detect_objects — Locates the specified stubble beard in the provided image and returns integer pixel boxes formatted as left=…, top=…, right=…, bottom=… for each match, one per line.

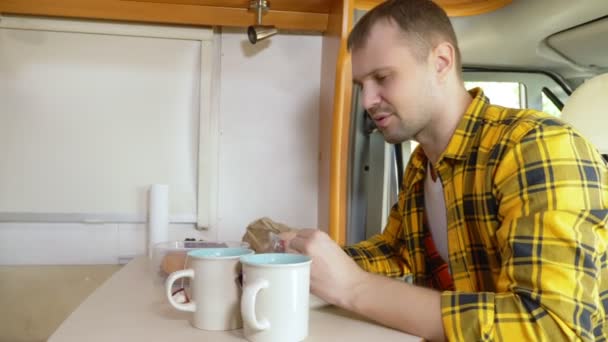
left=379, top=115, right=415, bottom=144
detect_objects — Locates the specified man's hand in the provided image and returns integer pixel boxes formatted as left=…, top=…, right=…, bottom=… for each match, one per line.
left=288, top=228, right=367, bottom=306
left=287, top=228, right=445, bottom=341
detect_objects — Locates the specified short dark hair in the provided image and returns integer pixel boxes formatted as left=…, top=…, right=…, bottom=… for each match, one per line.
left=347, top=0, right=461, bottom=70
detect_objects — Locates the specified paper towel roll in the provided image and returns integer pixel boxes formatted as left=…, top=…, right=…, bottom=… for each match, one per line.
left=148, top=184, right=169, bottom=258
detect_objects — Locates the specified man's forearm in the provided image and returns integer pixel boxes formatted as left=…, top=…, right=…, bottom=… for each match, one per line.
left=340, top=272, right=446, bottom=342
left=342, top=236, right=410, bottom=277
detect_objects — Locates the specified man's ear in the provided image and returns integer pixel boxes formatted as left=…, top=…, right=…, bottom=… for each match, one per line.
left=432, top=42, right=455, bottom=82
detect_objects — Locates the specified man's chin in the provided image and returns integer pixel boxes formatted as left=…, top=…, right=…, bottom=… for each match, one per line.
left=381, top=131, right=409, bottom=144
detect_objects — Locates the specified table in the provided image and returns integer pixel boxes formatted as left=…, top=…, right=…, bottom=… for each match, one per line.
left=49, top=256, right=422, bottom=341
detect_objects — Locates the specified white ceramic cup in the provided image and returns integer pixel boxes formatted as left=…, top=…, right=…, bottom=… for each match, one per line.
left=165, top=247, right=254, bottom=331
left=240, top=253, right=312, bottom=342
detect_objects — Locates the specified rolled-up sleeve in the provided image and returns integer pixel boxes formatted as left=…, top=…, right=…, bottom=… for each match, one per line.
left=344, top=192, right=412, bottom=278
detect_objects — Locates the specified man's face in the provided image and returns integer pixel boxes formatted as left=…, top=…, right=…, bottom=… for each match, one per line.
left=352, top=21, right=438, bottom=144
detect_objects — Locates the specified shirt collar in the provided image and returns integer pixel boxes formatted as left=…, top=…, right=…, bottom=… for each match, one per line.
left=405, top=88, right=489, bottom=188
left=439, top=88, right=489, bottom=161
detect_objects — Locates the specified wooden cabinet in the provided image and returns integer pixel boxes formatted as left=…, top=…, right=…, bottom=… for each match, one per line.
left=0, top=0, right=329, bottom=31
left=0, top=0, right=512, bottom=32
left=356, top=0, right=513, bottom=16
left=131, top=0, right=332, bottom=13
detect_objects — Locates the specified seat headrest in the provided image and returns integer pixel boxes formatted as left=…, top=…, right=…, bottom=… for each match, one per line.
left=561, top=73, right=608, bottom=154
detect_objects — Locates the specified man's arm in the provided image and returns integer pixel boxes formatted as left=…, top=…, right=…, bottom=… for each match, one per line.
left=342, top=192, right=412, bottom=277
left=290, top=228, right=446, bottom=341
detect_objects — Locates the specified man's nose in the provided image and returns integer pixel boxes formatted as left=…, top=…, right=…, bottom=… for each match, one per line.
left=360, top=86, right=381, bottom=112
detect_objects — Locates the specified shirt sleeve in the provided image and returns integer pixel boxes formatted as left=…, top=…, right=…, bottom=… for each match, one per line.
left=441, top=123, right=608, bottom=341
left=343, top=191, right=412, bottom=278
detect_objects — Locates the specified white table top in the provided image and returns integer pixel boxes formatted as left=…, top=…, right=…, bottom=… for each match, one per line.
left=49, top=256, right=422, bottom=342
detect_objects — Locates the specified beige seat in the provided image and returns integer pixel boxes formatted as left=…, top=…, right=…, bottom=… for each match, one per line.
left=561, top=73, right=608, bottom=158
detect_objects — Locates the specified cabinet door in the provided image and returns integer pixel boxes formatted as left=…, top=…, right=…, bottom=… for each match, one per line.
left=0, top=0, right=329, bottom=31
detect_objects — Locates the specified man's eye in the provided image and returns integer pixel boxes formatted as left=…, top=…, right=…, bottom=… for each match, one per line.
left=375, top=74, right=389, bottom=83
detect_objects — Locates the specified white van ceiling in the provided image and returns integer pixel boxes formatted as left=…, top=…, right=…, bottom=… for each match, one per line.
left=451, top=0, right=608, bottom=88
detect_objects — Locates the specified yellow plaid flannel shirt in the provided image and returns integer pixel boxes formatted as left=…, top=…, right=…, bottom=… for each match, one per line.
left=344, top=89, right=608, bottom=341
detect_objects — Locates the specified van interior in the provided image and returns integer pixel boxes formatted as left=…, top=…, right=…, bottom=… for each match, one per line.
left=0, top=0, right=606, bottom=340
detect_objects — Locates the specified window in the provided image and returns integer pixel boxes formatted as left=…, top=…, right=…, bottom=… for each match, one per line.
left=542, top=92, right=562, bottom=117
left=463, top=71, right=570, bottom=114
left=464, top=81, right=524, bottom=108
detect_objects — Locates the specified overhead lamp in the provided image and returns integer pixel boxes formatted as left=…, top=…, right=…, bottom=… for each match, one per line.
left=248, top=0, right=277, bottom=44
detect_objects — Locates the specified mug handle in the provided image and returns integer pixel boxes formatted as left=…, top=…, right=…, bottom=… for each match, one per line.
left=241, top=278, right=271, bottom=331
left=165, top=269, right=196, bottom=312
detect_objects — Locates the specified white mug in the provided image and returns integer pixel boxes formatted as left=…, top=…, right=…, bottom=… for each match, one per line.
left=165, top=247, right=254, bottom=331
left=240, top=253, right=312, bottom=342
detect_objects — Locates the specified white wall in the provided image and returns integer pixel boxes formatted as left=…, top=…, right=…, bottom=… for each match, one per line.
left=216, top=29, right=321, bottom=241
left=0, top=21, right=323, bottom=265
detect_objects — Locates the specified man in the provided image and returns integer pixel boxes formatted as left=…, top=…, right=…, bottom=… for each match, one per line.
left=288, top=0, right=608, bottom=341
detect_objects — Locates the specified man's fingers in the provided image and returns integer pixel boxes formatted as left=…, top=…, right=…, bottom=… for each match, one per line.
left=288, top=235, right=304, bottom=253
left=288, top=235, right=309, bottom=254
left=288, top=228, right=329, bottom=255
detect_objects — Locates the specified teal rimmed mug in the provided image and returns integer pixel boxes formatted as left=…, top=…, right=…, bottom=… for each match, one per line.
left=165, top=247, right=254, bottom=331
left=240, top=253, right=312, bottom=342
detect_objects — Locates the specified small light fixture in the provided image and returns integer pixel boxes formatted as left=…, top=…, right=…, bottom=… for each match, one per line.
left=248, top=0, right=277, bottom=44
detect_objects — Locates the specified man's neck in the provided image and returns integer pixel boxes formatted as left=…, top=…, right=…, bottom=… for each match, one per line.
left=417, top=84, right=473, bottom=164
